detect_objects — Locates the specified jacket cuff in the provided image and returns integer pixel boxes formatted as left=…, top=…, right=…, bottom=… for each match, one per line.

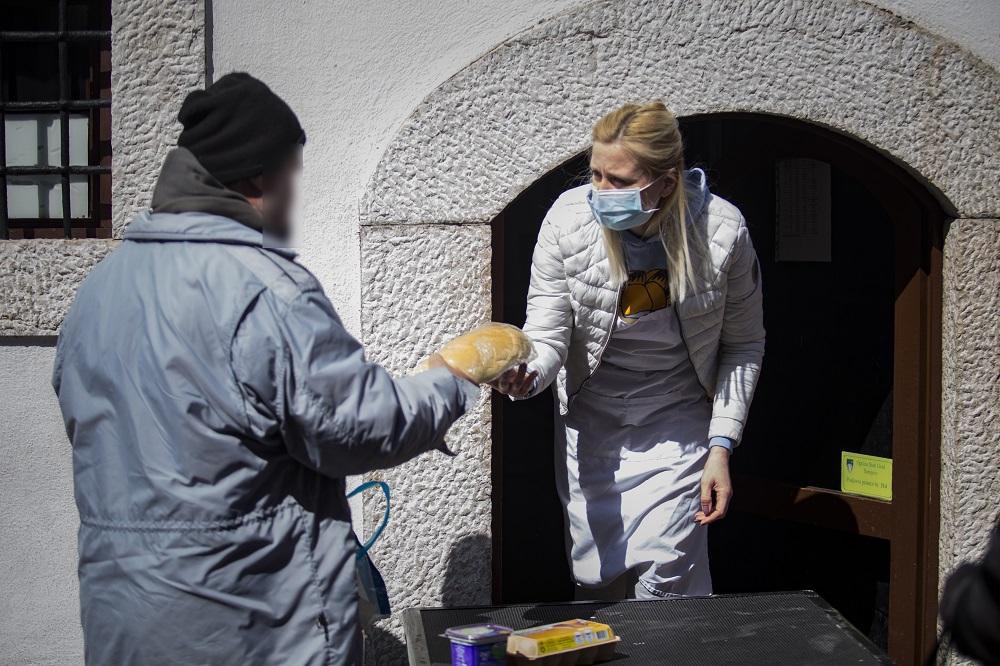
left=457, top=377, right=482, bottom=410
left=709, top=416, right=744, bottom=444
left=709, top=436, right=734, bottom=452
left=444, top=378, right=482, bottom=455
left=414, top=366, right=475, bottom=404
left=415, top=367, right=480, bottom=456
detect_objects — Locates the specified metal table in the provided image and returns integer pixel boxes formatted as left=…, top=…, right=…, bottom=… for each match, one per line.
left=404, top=591, right=891, bottom=665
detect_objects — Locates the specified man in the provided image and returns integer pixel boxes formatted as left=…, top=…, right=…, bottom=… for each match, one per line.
left=52, top=73, right=477, bottom=665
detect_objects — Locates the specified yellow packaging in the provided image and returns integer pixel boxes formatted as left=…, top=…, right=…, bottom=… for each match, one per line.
left=507, top=619, right=617, bottom=659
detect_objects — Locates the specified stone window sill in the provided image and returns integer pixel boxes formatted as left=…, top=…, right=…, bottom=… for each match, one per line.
left=0, top=239, right=119, bottom=336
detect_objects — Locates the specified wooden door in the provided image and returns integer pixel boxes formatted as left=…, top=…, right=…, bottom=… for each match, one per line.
left=681, top=114, right=944, bottom=665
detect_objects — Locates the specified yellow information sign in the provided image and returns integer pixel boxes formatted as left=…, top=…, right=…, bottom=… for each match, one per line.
left=841, top=452, right=892, bottom=501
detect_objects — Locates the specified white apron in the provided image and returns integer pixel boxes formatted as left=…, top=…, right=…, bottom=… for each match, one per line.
left=555, top=261, right=713, bottom=599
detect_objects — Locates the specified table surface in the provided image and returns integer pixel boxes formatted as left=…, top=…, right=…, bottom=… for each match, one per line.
left=403, top=591, right=891, bottom=665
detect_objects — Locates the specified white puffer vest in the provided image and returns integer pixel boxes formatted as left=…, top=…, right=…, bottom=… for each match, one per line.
left=521, top=171, right=765, bottom=443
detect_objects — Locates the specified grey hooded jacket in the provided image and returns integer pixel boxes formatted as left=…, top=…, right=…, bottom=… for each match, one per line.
left=52, top=148, right=474, bottom=665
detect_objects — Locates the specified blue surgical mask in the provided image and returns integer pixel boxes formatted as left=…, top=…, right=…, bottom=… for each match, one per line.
left=587, top=175, right=664, bottom=231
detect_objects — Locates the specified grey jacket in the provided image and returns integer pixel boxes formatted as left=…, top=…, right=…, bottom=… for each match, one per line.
left=52, top=154, right=473, bottom=665
left=522, top=169, right=765, bottom=442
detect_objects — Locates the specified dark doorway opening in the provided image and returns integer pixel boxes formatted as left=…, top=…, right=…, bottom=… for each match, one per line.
left=490, top=113, right=944, bottom=665
left=491, top=157, right=587, bottom=605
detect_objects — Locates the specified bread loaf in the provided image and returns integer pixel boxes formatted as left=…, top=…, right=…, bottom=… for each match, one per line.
left=434, top=323, right=534, bottom=384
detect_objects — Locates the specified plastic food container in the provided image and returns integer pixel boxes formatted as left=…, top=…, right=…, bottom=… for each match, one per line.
left=506, top=619, right=620, bottom=665
left=444, top=623, right=513, bottom=666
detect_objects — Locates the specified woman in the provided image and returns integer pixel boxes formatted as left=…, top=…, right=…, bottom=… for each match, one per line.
left=494, top=102, right=765, bottom=599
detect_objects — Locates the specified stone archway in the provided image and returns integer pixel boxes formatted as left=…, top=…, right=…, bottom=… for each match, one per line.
left=358, top=0, right=999, bottom=658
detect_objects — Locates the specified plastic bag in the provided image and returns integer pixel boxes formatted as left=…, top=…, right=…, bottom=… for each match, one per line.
left=423, top=322, right=535, bottom=384
left=349, top=481, right=391, bottom=623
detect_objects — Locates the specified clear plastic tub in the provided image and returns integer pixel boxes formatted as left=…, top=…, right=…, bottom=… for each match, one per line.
left=443, top=623, right=512, bottom=666
left=506, top=619, right=620, bottom=665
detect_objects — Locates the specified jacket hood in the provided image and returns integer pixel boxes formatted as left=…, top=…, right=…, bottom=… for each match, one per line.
left=621, top=168, right=711, bottom=248
left=150, top=147, right=264, bottom=231
left=126, top=148, right=295, bottom=257
left=683, top=167, right=710, bottom=223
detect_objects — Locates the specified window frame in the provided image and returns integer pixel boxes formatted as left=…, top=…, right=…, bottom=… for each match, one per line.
left=0, top=0, right=112, bottom=240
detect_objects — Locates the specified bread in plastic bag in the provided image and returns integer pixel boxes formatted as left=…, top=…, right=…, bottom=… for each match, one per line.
left=425, top=322, right=535, bottom=384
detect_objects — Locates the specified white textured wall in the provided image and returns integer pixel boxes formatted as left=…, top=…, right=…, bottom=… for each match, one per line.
left=210, top=0, right=587, bottom=335
left=209, top=0, right=999, bottom=339
left=873, top=0, right=999, bottom=69
left=0, top=346, right=82, bottom=665
left=360, top=225, right=494, bottom=663
left=940, top=219, right=1000, bottom=585
left=111, top=0, right=206, bottom=236
left=0, top=0, right=997, bottom=665
left=0, top=1, right=206, bottom=664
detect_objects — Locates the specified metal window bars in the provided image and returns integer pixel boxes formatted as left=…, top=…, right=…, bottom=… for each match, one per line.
left=0, top=0, right=111, bottom=240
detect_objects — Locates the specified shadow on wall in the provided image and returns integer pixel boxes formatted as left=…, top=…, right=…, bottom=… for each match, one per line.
left=363, top=621, right=406, bottom=666
left=364, top=534, right=492, bottom=665
left=442, top=534, right=491, bottom=607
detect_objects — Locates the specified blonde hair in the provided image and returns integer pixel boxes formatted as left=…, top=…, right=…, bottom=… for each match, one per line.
left=592, top=101, right=704, bottom=302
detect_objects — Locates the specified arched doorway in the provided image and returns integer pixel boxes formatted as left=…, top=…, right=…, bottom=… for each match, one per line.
left=491, top=113, right=945, bottom=663
left=358, top=2, right=998, bottom=662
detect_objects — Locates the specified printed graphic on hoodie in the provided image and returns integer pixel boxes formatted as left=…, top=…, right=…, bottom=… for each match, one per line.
left=620, top=269, right=670, bottom=318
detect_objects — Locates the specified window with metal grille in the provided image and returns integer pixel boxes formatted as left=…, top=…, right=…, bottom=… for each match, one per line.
left=1, top=0, right=111, bottom=240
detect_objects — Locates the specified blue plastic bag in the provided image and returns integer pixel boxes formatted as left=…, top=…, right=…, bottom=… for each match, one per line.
left=349, top=481, right=392, bottom=622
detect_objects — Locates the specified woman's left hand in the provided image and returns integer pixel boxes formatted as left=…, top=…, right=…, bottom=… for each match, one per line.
left=695, top=447, right=733, bottom=525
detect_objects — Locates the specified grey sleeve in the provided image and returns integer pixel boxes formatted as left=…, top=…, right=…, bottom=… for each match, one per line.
left=231, top=288, right=476, bottom=477
left=521, top=216, right=574, bottom=398
left=709, top=220, right=766, bottom=443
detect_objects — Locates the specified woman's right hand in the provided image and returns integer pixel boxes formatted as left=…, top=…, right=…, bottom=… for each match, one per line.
left=490, top=363, right=538, bottom=398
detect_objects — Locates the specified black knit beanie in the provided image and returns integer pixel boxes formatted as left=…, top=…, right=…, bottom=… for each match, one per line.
left=177, top=72, right=306, bottom=184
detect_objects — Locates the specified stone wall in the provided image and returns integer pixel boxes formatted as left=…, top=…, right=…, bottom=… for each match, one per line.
left=110, top=0, right=206, bottom=237
left=360, top=224, right=494, bottom=663
left=0, top=0, right=205, bottom=337
left=0, top=240, right=116, bottom=335
left=362, top=0, right=999, bottom=225
left=940, top=218, right=1000, bottom=582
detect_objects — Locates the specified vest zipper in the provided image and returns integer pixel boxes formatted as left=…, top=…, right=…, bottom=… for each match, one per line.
left=568, top=282, right=622, bottom=406
left=570, top=241, right=626, bottom=405
left=675, top=303, right=712, bottom=399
